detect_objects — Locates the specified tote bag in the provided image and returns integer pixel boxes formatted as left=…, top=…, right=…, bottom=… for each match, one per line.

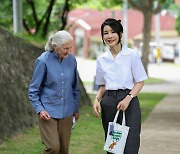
left=104, top=110, right=129, bottom=154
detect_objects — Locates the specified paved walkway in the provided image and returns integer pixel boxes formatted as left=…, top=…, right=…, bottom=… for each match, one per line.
left=77, top=58, right=180, bottom=154
left=139, top=63, right=180, bottom=154
left=139, top=93, right=180, bottom=154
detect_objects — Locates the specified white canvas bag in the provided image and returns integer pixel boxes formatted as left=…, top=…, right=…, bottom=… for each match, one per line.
left=104, top=110, right=130, bottom=154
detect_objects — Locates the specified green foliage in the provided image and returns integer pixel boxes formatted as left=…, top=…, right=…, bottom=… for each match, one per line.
left=161, top=0, right=174, bottom=9
left=0, top=0, right=12, bottom=29
left=167, top=3, right=180, bottom=36
left=14, top=32, right=46, bottom=47
left=22, top=0, right=64, bottom=36
left=173, top=4, right=180, bottom=36
left=128, top=0, right=174, bottom=10
left=0, top=0, right=90, bottom=37
left=0, top=0, right=176, bottom=35
left=22, top=0, right=49, bottom=28
left=69, top=0, right=90, bottom=10
left=175, top=12, right=180, bottom=36
left=73, top=0, right=123, bottom=10
left=0, top=0, right=122, bottom=37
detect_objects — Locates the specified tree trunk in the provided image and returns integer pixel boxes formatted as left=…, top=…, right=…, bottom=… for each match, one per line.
left=78, top=74, right=91, bottom=107
left=141, top=12, right=152, bottom=75
left=59, top=0, right=69, bottom=30
left=42, top=0, right=56, bottom=38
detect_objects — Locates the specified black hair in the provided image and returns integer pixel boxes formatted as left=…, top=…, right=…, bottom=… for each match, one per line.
left=101, top=18, right=123, bottom=45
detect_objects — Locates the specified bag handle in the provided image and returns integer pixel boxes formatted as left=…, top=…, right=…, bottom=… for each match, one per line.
left=113, top=110, right=126, bottom=126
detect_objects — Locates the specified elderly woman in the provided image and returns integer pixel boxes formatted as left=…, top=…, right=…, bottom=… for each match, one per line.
left=29, top=30, right=80, bottom=154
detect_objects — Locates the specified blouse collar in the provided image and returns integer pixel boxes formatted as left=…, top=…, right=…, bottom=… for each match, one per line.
left=102, top=46, right=131, bottom=60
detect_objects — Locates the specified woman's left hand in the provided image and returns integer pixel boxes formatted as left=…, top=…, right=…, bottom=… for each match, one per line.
left=117, top=96, right=132, bottom=111
left=73, top=113, right=79, bottom=121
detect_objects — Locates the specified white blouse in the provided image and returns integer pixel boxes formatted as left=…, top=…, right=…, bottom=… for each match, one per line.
left=96, top=46, right=148, bottom=90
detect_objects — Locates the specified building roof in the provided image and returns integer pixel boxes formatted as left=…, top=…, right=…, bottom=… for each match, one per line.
left=67, top=8, right=176, bottom=40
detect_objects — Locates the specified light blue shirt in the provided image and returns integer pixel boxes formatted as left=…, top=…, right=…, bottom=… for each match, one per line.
left=28, top=51, right=80, bottom=119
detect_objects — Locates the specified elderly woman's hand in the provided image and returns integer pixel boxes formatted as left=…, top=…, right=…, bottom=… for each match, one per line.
left=39, top=110, right=51, bottom=120
left=73, top=113, right=79, bottom=121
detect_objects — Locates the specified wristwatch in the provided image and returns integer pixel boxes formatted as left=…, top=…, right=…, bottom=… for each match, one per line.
left=127, top=93, right=134, bottom=98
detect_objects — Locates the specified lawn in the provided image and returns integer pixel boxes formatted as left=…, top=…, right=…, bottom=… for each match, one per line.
left=0, top=92, right=166, bottom=154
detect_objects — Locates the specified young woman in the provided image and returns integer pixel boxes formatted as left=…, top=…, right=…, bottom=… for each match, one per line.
left=93, top=18, right=148, bottom=154
left=29, top=30, right=80, bottom=154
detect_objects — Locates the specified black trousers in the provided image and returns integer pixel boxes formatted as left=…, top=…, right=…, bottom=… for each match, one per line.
left=101, top=89, right=141, bottom=154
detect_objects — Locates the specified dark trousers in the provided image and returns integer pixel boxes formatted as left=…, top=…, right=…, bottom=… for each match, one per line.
left=38, top=115, right=73, bottom=154
left=101, top=89, right=141, bottom=154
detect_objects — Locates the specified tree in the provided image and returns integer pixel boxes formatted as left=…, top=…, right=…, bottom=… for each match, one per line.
left=0, top=0, right=12, bottom=28
left=176, top=12, right=180, bottom=35
left=0, top=0, right=90, bottom=38
left=128, top=0, right=161, bottom=74
left=23, top=0, right=92, bottom=38
left=173, top=4, right=180, bottom=35
left=128, top=0, right=174, bottom=74
left=23, top=0, right=61, bottom=38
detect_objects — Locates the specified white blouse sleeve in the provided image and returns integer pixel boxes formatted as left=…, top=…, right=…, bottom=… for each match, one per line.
left=131, top=52, right=148, bottom=82
left=96, top=58, right=106, bottom=85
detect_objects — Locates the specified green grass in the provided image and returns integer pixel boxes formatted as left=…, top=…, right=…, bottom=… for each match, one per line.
left=138, top=92, right=166, bottom=122
left=0, top=126, right=43, bottom=154
left=144, top=77, right=165, bottom=84
left=83, top=77, right=165, bottom=86
left=0, top=92, right=166, bottom=154
left=14, top=33, right=46, bottom=48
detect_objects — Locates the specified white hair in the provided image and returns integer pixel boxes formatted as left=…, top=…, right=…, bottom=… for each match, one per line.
left=45, top=30, right=73, bottom=51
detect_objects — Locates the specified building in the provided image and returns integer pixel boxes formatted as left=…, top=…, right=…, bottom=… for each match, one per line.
left=67, top=8, right=179, bottom=60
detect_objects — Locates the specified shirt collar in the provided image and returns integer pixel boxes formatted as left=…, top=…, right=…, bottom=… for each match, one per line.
left=52, top=50, right=59, bottom=59
left=52, top=50, right=71, bottom=62
left=102, top=46, right=131, bottom=59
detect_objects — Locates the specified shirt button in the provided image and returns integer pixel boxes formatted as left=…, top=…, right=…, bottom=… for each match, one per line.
left=62, top=90, right=64, bottom=92
left=62, top=81, right=64, bottom=84
left=61, top=73, right=63, bottom=75
left=61, top=98, right=64, bottom=100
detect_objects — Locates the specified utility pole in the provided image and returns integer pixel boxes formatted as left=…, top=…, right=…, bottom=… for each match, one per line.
left=13, top=0, right=23, bottom=33
left=154, top=1, right=160, bottom=47
left=123, top=0, right=128, bottom=47
left=154, top=1, right=161, bottom=63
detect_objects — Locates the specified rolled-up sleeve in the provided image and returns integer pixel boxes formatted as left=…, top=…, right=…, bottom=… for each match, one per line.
left=28, top=58, right=46, bottom=113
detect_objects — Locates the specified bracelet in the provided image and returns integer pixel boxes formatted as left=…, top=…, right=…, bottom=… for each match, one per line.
left=95, top=96, right=101, bottom=102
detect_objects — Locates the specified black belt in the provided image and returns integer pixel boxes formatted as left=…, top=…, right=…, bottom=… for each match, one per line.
left=107, top=89, right=130, bottom=96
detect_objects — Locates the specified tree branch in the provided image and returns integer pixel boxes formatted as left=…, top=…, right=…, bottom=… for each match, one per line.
left=60, top=0, right=69, bottom=30
left=23, top=19, right=31, bottom=34
left=26, top=0, right=39, bottom=29
left=42, top=0, right=56, bottom=37
left=152, top=1, right=162, bottom=14
left=128, top=0, right=143, bottom=11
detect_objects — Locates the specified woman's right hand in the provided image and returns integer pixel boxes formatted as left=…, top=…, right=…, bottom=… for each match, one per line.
left=39, top=110, right=51, bottom=120
left=93, top=85, right=105, bottom=118
left=93, top=100, right=101, bottom=118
